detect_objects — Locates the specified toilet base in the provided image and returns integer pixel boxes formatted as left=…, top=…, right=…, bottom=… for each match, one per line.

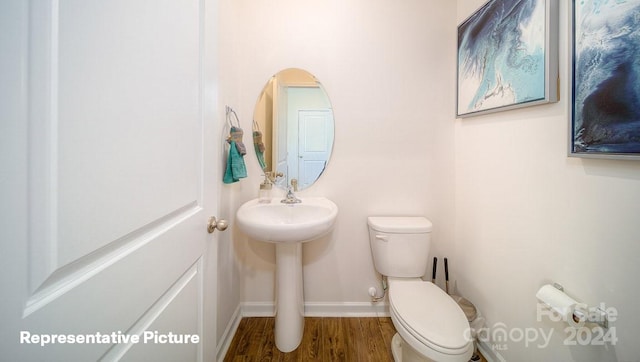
left=391, top=333, right=435, bottom=362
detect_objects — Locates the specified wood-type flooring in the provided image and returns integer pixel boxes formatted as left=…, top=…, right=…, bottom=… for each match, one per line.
left=224, top=317, right=487, bottom=362
left=224, top=317, right=396, bottom=361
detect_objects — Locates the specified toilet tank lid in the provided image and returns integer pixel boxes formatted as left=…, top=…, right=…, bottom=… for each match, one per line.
left=367, top=216, right=432, bottom=233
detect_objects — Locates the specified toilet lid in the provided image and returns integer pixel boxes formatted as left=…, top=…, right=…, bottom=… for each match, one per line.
left=367, top=216, right=432, bottom=233
left=389, top=279, right=471, bottom=352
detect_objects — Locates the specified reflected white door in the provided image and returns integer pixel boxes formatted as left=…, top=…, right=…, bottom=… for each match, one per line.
left=0, top=1, right=219, bottom=361
left=297, top=110, right=334, bottom=189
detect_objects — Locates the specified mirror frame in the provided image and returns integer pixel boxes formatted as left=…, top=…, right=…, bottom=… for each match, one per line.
left=252, top=68, right=335, bottom=191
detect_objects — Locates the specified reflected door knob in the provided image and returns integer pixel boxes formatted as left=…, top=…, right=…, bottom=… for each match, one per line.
left=207, top=216, right=229, bottom=233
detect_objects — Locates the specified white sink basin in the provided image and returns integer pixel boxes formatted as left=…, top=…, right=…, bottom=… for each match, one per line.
left=236, top=197, right=338, bottom=243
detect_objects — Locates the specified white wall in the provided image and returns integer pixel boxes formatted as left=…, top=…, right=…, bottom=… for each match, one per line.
left=216, top=0, right=457, bottom=324
left=455, top=1, right=640, bottom=361
left=215, top=0, right=243, bottom=348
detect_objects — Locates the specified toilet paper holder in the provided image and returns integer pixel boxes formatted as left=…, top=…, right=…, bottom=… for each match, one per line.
left=536, top=283, right=609, bottom=330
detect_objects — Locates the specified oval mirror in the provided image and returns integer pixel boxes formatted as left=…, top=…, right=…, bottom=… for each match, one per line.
left=252, top=68, right=335, bottom=191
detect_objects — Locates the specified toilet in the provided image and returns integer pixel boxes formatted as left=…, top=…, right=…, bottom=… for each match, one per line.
left=368, top=216, right=473, bottom=362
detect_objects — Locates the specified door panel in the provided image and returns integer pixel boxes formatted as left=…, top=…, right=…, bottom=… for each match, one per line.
left=56, top=0, right=201, bottom=267
left=108, top=260, right=202, bottom=361
left=1, top=0, right=218, bottom=361
left=298, top=110, right=333, bottom=189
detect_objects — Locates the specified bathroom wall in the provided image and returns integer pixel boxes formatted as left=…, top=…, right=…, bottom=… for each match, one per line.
left=455, top=1, right=640, bottom=361
left=216, top=0, right=458, bottom=333
left=215, top=0, right=243, bottom=349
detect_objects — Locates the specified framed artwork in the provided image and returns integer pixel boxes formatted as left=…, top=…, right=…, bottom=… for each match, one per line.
left=570, top=0, right=640, bottom=159
left=457, top=0, right=559, bottom=118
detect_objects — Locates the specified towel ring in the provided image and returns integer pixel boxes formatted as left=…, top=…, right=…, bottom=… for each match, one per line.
left=226, top=106, right=241, bottom=128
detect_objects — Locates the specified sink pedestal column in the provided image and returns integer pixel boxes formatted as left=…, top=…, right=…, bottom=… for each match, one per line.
left=274, top=242, right=304, bottom=352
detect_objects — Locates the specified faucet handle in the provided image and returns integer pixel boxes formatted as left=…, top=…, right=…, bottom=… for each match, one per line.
left=281, top=185, right=302, bottom=204
left=291, top=178, right=298, bottom=192
left=265, top=171, right=284, bottom=183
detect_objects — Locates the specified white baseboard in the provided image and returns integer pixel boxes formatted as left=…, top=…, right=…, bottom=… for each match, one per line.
left=240, top=301, right=390, bottom=318
left=304, top=302, right=390, bottom=317
left=216, top=304, right=242, bottom=362
left=477, top=339, right=506, bottom=362
left=240, top=302, right=275, bottom=317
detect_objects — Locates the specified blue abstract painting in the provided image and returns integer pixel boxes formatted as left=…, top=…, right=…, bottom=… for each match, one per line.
left=457, top=0, right=557, bottom=117
left=572, top=0, right=640, bottom=157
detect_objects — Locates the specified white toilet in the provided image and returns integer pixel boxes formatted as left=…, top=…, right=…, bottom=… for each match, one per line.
left=368, top=216, right=473, bottom=362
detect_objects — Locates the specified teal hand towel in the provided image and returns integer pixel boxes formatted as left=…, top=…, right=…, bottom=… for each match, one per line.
left=223, top=141, right=247, bottom=184
left=254, top=143, right=267, bottom=170
left=230, top=126, right=247, bottom=155
left=253, top=130, right=267, bottom=170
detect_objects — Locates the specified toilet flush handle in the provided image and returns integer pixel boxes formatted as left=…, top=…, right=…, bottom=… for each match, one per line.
left=375, top=234, right=389, bottom=242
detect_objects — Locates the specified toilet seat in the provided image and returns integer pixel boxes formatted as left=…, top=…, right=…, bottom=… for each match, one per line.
left=388, top=278, right=473, bottom=361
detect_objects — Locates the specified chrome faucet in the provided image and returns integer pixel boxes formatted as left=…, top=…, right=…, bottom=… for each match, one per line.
left=281, top=185, right=302, bottom=204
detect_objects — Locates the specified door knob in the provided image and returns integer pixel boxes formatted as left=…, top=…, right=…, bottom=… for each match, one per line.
left=207, top=217, right=229, bottom=233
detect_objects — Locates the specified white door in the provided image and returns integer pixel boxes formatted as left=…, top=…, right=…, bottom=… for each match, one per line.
left=0, top=1, right=220, bottom=361
left=297, top=110, right=334, bottom=189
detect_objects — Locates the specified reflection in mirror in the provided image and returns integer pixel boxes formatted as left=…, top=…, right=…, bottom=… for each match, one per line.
left=253, top=68, right=334, bottom=191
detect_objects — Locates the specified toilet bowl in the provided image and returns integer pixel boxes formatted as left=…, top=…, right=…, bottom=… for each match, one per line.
left=368, top=216, right=473, bottom=362
left=388, top=278, right=473, bottom=362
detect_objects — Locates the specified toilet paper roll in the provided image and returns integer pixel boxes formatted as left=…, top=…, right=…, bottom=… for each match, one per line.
left=536, top=284, right=586, bottom=327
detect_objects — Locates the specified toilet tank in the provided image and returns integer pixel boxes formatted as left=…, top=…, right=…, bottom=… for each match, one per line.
left=368, top=216, right=433, bottom=278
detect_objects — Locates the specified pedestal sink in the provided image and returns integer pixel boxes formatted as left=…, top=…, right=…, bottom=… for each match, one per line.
left=236, top=197, right=338, bottom=352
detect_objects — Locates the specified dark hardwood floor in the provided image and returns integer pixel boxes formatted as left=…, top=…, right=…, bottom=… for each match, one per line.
left=224, top=317, right=397, bottom=362
left=224, top=317, right=487, bottom=362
